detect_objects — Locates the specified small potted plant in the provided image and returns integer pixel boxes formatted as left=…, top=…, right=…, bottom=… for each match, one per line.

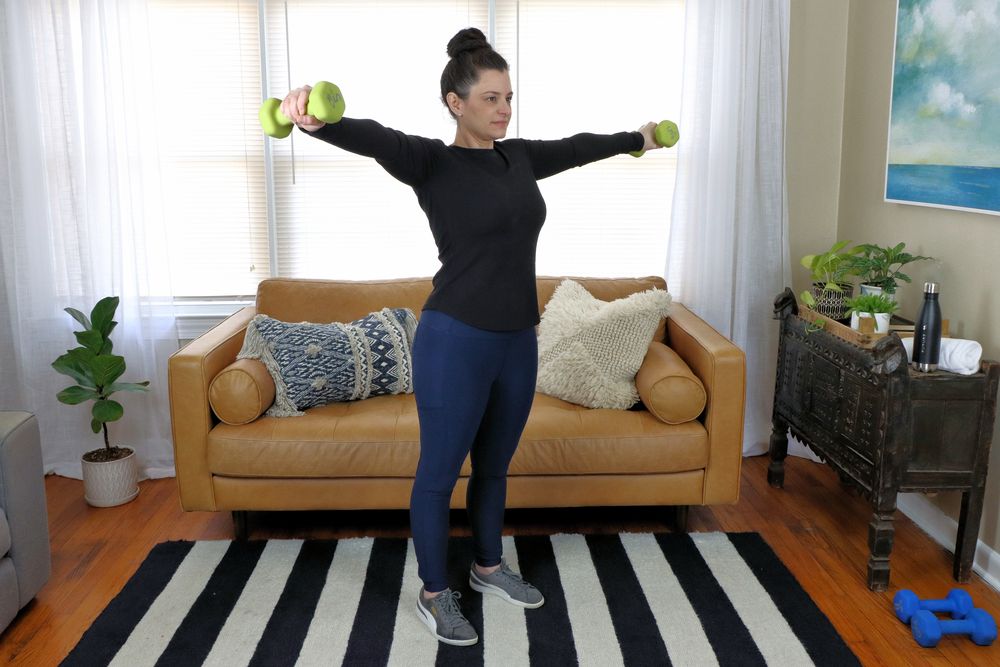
left=51, top=296, right=150, bottom=507
left=799, top=240, right=863, bottom=320
left=848, top=242, right=933, bottom=300
left=845, top=292, right=899, bottom=335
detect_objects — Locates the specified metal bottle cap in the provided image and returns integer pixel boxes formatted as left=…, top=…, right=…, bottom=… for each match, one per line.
left=923, top=282, right=939, bottom=294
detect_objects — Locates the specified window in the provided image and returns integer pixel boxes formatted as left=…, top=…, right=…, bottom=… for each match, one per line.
left=498, top=0, right=683, bottom=276
left=150, top=0, right=269, bottom=299
left=265, top=1, right=488, bottom=281
left=149, top=0, right=683, bottom=308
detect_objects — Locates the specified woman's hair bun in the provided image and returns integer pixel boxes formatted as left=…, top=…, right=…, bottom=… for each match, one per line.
left=439, top=27, right=508, bottom=118
left=447, top=27, right=491, bottom=59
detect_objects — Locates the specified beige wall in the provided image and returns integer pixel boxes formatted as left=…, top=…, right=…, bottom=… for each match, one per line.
left=787, top=0, right=850, bottom=294
left=789, top=0, right=1000, bottom=555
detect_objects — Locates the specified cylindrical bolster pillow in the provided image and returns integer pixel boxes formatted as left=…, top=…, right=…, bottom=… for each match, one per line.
left=208, top=358, right=276, bottom=425
left=635, top=341, right=707, bottom=424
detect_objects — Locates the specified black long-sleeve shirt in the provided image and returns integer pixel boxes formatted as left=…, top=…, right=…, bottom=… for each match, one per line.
left=306, top=118, right=644, bottom=331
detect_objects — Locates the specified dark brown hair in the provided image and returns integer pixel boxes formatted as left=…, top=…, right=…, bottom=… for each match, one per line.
left=440, top=28, right=509, bottom=119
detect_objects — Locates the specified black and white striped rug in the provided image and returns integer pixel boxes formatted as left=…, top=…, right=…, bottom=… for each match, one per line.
left=61, top=532, right=859, bottom=666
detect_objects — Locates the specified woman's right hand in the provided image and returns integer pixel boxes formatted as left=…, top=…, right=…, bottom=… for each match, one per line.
left=637, top=122, right=661, bottom=152
left=281, top=85, right=326, bottom=132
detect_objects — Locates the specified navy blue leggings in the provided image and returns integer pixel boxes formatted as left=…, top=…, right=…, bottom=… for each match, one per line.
left=409, top=309, right=538, bottom=592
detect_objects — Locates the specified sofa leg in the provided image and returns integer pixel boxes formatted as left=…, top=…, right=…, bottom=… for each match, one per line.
left=672, top=505, right=689, bottom=532
left=233, top=510, right=249, bottom=540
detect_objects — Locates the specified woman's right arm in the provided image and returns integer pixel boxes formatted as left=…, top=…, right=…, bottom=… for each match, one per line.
left=280, top=85, right=433, bottom=186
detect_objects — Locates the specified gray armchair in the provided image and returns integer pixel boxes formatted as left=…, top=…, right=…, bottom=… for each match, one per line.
left=0, top=411, right=51, bottom=635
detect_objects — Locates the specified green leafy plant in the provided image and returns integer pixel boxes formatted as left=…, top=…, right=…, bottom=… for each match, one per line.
left=845, top=292, right=899, bottom=317
left=804, top=317, right=826, bottom=335
left=799, top=240, right=863, bottom=307
left=847, top=242, right=933, bottom=295
left=51, top=296, right=150, bottom=459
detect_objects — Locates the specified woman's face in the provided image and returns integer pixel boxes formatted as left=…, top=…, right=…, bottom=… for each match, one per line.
left=452, top=69, right=513, bottom=141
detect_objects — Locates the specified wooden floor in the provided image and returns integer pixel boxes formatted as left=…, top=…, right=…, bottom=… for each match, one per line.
left=2, top=454, right=999, bottom=665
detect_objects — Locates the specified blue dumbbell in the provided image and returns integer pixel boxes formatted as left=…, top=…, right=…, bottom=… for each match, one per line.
left=911, top=608, right=997, bottom=648
left=894, top=589, right=974, bottom=623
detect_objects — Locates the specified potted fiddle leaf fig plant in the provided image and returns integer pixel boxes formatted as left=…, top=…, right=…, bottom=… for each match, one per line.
left=848, top=242, right=933, bottom=300
left=845, top=292, right=899, bottom=335
left=799, top=239, right=863, bottom=320
left=52, top=296, right=150, bottom=507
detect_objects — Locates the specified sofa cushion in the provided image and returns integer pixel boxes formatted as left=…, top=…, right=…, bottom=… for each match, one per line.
left=536, top=276, right=669, bottom=344
left=237, top=307, right=418, bottom=417
left=636, top=341, right=707, bottom=424
left=209, top=359, right=277, bottom=425
left=254, top=276, right=670, bottom=346
left=206, top=392, right=708, bottom=478
left=536, top=279, right=672, bottom=409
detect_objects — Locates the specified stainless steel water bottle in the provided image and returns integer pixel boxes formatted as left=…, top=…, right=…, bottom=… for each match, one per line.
left=912, top=282, right=941, bottom=372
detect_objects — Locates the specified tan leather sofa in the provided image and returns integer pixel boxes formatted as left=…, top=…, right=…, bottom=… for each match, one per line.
left=168, top=276, right=746, bottom=538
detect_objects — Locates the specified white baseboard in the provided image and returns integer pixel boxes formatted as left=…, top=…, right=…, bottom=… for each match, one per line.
left=897, top=493, right=1000, bottom=593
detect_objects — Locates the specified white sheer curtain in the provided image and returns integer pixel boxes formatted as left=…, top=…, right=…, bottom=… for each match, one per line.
left=0, top=0, right=180, bottom=479
left=667, top=0, right=795, bottom=456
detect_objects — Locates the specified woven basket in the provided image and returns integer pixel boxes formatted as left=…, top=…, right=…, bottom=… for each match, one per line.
left=810, top=282, right=854, bottom=320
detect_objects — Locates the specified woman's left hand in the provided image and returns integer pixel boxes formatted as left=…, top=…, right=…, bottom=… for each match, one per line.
left=638, top=122, right=661, bottom=152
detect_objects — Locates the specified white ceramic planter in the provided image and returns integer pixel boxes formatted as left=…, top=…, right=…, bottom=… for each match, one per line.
left=859, top=283, right=899, bottom=307
left=82, top=448, right=140, bottom=507
left=850, top=311, right=891, bottom=334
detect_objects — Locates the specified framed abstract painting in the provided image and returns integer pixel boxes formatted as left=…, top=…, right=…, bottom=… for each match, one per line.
left=885, top=0, right=1000, bottom=216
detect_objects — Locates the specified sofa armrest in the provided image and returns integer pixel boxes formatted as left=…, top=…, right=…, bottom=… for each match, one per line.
left=665, top=304, right=746, bottom=504
left=168, top=306, right=256, bottom=510
left=0, top=412, right=51, bottom=610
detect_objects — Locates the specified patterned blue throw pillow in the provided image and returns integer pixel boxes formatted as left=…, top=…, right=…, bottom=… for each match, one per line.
left=237, top=307, right=418, bottom=417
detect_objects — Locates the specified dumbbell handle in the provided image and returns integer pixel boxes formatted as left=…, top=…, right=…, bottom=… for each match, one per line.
left=938, top=618, right=973, bottom=632
left=923, top=599, right=959, bottom=615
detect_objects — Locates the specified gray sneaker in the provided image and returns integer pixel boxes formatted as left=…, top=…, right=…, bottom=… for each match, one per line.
left=415, top=587, right=479, bottom=646
left=469, top=558, right=545, bottom=608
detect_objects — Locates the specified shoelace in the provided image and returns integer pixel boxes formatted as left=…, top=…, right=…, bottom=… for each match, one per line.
left=433, top=590, right=468, bottom=629
left=494, top=561, right=535, bottom=592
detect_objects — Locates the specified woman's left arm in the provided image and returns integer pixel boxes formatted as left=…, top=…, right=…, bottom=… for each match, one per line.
left=522, top=123, right=659, bottom=179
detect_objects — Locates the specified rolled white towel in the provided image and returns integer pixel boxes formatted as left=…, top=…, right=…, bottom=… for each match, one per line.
left=901, top=336, right=983, bottom=375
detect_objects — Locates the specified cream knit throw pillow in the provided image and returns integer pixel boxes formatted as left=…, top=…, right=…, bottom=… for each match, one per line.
left=536, top=279, right=672, bottom=409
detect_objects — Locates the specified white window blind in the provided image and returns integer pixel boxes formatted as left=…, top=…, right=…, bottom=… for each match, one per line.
left=149, top=0, right=683, bottom=298
left=149, top=0, right=269, bottom=299
left=494, top=0, right=684, bottom=277
left=265, top=0, right=489, bottom=280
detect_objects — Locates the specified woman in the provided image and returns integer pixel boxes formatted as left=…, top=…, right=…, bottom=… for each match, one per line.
left=282, top=27, right=663, bottom=647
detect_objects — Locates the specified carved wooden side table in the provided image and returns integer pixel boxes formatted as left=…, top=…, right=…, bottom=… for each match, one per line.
left=769, top=288, right=999, bottom=591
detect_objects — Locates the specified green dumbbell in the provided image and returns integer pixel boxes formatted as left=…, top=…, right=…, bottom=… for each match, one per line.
left=259, top=81, right=346, bottom=139
left=630, top=120, right=680, bottom=157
